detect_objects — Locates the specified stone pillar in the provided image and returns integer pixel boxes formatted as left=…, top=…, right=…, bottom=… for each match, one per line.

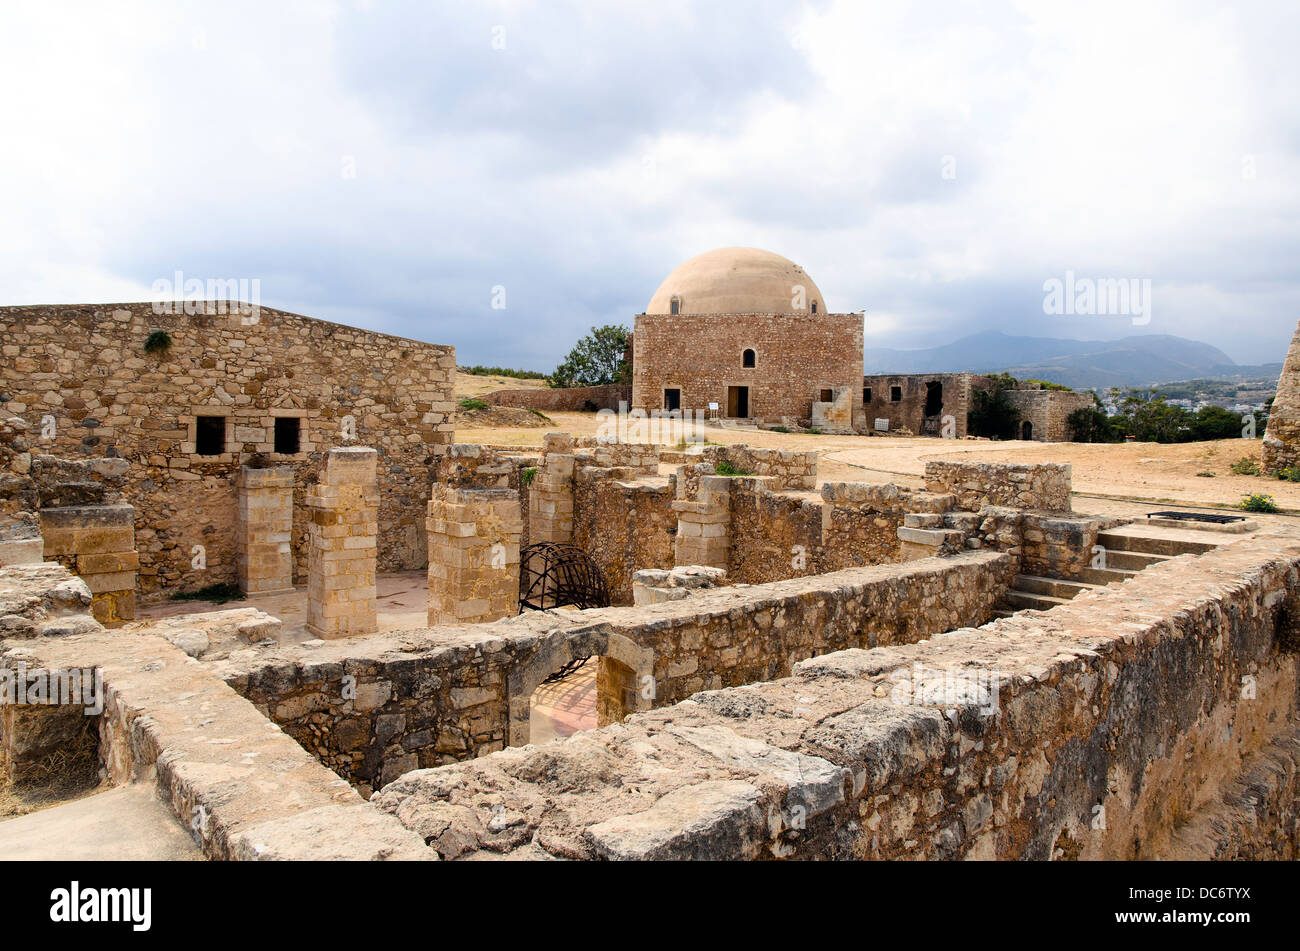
left=672, top=474, right=731, bottom=569
left=236, top=466, right=295, bottom=597
left=1264, top=316, right=1300, bottom=472
left=306, top=447, right=378, bottom=639
left=427, top=486, right=522, bottom=625
left=528, top=435, right=575, bottom=544
left=38, top=504, right=138, bottom=623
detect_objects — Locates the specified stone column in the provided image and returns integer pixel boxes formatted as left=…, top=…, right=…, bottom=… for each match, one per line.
left=427, top=486, right=522, bottom=625
left=671, top=474, right=731, bottom=569
left=306, top=447, right=378, bottom=639
left=39, top=504, right=138, bottom=623
left=236, top=466, right=295, bottom=597
left=528, top=435, right=575, bottom=544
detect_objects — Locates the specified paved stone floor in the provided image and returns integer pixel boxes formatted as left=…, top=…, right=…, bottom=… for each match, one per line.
left=0, top=783, right=202, bottom=860
left=528, top=661, right=598, bottom=744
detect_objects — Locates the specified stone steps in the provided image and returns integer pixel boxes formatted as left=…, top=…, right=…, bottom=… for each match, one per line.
left=1076, top=565, right=1138, bottom=585
left=1012, top=573, right=1104, bottom=599
left=1101, top=549, right=1170, bottom=571
left=1096, top=529, right=1219, bottom=557
left=1001, top=588, right=1075, bottom=611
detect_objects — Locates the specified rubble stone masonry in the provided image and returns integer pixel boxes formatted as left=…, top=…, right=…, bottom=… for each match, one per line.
left=0, top=303, right=455, bottom=599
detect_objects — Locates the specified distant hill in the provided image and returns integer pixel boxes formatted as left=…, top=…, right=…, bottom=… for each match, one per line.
left=863, top=331, right=1282, bottom=389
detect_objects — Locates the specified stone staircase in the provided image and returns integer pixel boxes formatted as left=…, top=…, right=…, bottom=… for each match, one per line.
left=993, top=526, right=1223, bottom=618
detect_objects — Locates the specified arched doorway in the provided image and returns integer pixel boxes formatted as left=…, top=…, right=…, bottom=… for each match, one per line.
left=1021, top=420, right=1033, bottom=440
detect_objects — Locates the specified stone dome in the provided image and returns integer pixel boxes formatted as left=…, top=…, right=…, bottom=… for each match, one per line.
left=645, top=247, right=825, bottom=316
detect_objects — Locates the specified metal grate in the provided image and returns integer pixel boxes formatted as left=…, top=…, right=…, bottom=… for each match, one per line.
left=1147, top=511, right=1245, bottom=524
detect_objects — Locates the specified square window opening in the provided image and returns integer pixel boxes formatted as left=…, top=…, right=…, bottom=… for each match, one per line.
left=195, top=415, right=226, bottom=456
left=274, top=416, right=301, bottom=455
left=890, top=386, right=902, bottom=402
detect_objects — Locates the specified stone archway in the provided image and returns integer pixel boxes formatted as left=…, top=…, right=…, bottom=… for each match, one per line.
left=506, top=625, right=654, bottom=747
left=1021, top=420, right=1033, bottom=440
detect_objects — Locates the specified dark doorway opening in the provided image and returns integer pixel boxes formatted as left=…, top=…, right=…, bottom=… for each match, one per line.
left=727, top=386, right=749, bottom=418
left=924, top=381, right=943, bottom=417
left=663, top=388, right=681, bottom=412
left=1021, top=420, right=1033, bottom=440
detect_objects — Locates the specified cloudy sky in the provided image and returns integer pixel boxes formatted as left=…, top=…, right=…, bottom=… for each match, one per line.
left=2, top=1, right=1298, bottom=368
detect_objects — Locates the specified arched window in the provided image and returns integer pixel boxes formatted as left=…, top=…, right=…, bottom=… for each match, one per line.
left=670, top=296, right=681, bottom=315
left=811, top=300, right=818, bottom=314
left=742, top=348, right=756, bottom=368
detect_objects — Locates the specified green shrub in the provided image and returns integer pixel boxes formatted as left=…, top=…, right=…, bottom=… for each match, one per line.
left=144, top=329, right=172, bottom=355
left=713, top=460, right=752, bottom=477
left=528, top=408, right=552, bottom=422
left=460, top=365, right=547, bottom=380
left=804, top=427, right=822, bottom=435
left=1230, top=457, right=1261, bottom=476
left=521, top=466, right=537, bottom=487
left=770, top=425, right=789, bottom=433
left=1195, top=471, right=1215, bottom=478
left=1278, top=466, right=1300, bottom=483
left=458, top=397, right=490, bottom=411
left=1240, top=493, right=1278, bottom=513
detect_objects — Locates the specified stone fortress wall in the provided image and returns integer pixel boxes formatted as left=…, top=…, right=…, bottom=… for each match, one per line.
left=0, top=303, right=456, bottom=600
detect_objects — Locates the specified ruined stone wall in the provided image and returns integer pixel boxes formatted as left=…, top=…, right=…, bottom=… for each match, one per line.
left=925, top=461, right=1072, bottom=512
left=216, top=552, right=1011, bottom=794
left=0, top=303, right=455, bottom=599
left=485, top=384, right=630, bottom=412
left=369, top=531, right=1300, bottom=861
left=1002, top=388, right=1095, bottom=442
left=726, top=479, right=823, bottom=584
left=860, top=373, right=976, bottom=437
left=632, top=313, right=863, bottom=425
left=660, top=444, right=817, bottom=490
left=572, top=473, right=676, bottom=604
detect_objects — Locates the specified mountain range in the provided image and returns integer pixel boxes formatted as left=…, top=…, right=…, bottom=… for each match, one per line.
left=863, top=332, right=1282, bottom=390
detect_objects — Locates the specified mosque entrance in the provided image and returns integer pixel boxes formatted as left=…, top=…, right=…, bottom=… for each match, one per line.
left=726, top=386, right=749, bottom=418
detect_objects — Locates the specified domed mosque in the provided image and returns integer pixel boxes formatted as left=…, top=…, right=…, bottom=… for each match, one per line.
left=632, top=247, right=862, bottom=429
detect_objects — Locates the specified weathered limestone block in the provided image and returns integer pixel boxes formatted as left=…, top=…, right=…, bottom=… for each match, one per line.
left=632, top=565, right=727, bottom=604
left=673, top=474, right=731, bottom=570
left=306, top=447, right=378, bottom=639
left=38, top=504, right=137, bottom=623
left=427, top=485, right=522, bottom=625
left=0, top=513, right=43, bottom=567
left=528, top=451, right=575, bottom=544
left=236, top=465, right=295, bottom=596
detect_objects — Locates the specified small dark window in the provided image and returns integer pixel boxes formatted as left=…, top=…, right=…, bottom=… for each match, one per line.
left=670, top=296, right=681, bottom=315
left=274, top=417, right=301, bottom=454
left=195, top=415, right=226, bottom=455
left=890, top=386, right=902, bottom=402
left=819, top=388, right=833, bottom=402
left=742, top=348, right=756, bottom=368
left=811, top=300, right=818, bottom=314
left=863, top=387, right=872, bottom=403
